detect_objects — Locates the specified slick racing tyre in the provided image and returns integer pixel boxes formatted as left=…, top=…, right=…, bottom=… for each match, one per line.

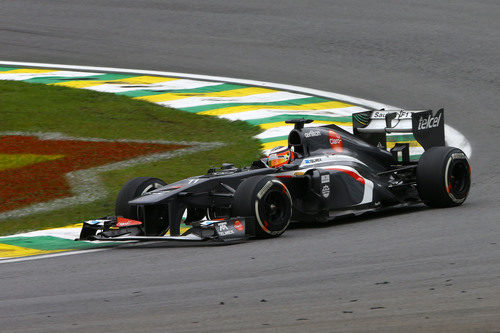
left=416, top=146, right=471, bottom=207
left=232, top=176, right=292, bottom=238
left=115, top=177, right=167, bottom=235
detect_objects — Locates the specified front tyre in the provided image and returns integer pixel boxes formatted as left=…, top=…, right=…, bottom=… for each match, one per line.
left=416, top=147, right=471, bottom=207
left=232, top=176, right=292, bottom=238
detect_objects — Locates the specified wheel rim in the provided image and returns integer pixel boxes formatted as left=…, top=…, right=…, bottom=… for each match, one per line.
left=256, top=181, right=292, bottom=235
left=140, top=182, right=164, bottom=195
left=447, top=160, right=470, bottom=200
left=262, top=191, right=288, bottom=225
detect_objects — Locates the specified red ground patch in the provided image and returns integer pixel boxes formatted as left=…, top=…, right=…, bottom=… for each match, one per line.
left=0, top=135, right=188, bottom=213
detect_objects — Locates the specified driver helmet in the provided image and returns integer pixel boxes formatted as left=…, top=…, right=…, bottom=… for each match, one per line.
left=266, top=146, right=294, bottom=168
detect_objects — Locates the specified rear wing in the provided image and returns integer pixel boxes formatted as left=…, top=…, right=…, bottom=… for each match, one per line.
left=352, top=109, right=445, bottom=162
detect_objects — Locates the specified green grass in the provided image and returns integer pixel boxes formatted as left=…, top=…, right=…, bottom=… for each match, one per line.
left=0, top=80, right=262, bottom=235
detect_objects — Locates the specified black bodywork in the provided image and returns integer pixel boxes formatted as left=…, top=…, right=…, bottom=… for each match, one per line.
left=79, top=108, right=466, bottom=242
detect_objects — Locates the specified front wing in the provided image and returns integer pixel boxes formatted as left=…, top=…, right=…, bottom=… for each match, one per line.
left=77, top=216, right=249, bottom=243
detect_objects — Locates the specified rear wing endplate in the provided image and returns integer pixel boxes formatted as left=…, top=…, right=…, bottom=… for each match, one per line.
left=353, top=109, right=445, bottom=158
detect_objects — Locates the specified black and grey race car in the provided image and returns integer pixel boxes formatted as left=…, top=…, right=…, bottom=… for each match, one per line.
left=79, top=109, right=471, bottom=243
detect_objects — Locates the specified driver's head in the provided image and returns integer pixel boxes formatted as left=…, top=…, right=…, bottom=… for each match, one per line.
left=266, top=146, right=294, bottom=168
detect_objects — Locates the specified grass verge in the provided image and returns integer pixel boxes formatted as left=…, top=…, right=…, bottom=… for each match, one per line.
left=0, top=80, right=262, bottom=235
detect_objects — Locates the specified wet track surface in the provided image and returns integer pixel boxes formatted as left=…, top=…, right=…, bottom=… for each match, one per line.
left=1, top=1, right=499, bottom=331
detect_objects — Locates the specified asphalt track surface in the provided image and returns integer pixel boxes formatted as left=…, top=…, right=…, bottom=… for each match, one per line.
left=1, top=1, right=499, bottom=332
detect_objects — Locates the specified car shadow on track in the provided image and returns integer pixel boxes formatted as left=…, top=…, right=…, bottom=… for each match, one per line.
left=111, top=205, right=431, bottom=249
left=113, top=239, right=246, bottom=249
left=288, top=204, right=428, bottom=231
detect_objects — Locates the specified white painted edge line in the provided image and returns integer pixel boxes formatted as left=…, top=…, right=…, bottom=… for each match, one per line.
left=0, top=226, right=82, bottom=240
left=0, top=60, right=472, bottom=157
left=0, top=247, right=110, bottom=264
left=0, top=61, right=393, bottom=109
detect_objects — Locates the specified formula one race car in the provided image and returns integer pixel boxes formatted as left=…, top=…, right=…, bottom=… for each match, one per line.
left=79, top=109, right=471, bottom=243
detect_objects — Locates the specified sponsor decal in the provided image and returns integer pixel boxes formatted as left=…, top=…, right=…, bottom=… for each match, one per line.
left=304, top=129, right=321, bottom=138
left=85, top=219, right=108, bottom=225
left=257, top=181, right=273, bottom=199
left=321, top=184, right=330, bottom=198
left=398, top=111, right=412, bottom=119
left=411, top=109, right=445, bottom=149
left=233, top=220, right=244, bottom=231
left=371, top=111, right=387, bottom=119
left=328, top=130, right=343, bottom=152
left=115, top=217, right=142, bottom=227
left=372, top=110, right=412, bottom=120
left=216, top=222, right=235, bottom=236
left=305, top=157, right=322, bottom=164
left=301, top=154, right=367, bottom=168
left=321, top=174, right=330, bottom=183
left=451, top=152, right=467, bottom=160
left=417, top=113, right=442, bottom=130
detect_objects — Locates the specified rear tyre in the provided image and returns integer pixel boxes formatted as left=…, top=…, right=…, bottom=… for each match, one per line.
left=416, top=147, right=471, bottom=207
left=232, top=176, right=292, bottom=238
left=115, top=177, right=167, bottom=235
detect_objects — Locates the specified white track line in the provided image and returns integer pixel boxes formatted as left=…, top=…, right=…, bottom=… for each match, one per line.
left=0, top=61, right=395, bottom=109
left=0, top=248, right=110, bottom=264
left=0, top=70, right=102, bottom=80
